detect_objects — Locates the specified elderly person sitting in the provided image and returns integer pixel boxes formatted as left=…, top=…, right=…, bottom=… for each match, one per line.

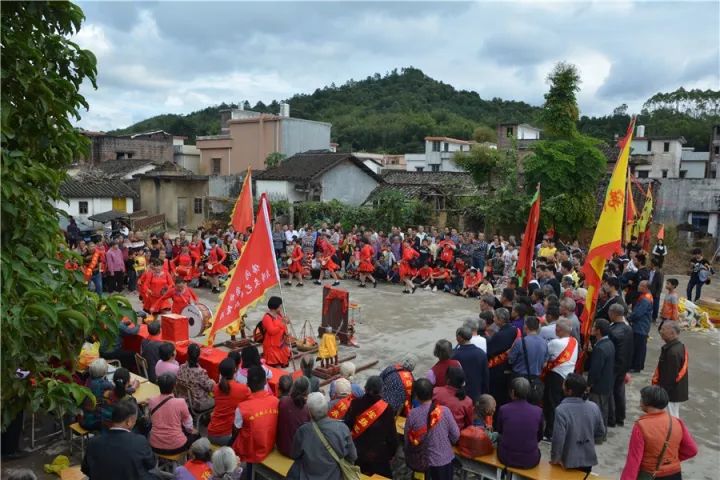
left=211, top=446, right=242, bottom=480
left=148, top=373, right=199, bottom=455
left=328, top=362, right=365, bottom=398
left=328, top=378, right=353, bottom=420
left=426, top=339, right=461, bottom=387
left=287, top=392, right=357, bottom=480
left=81, top=358, right=113, bottom=431
left=496, top=377, right=544, bottom=469
left=175, top=437, right=213, bottom=480
left=276, top=376, right=311, bottom=457
left=176, top=343, right=215, bottom=411
left=379, top=354, right=417, bottom=415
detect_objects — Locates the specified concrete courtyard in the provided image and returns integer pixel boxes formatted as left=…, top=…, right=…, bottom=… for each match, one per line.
left=4, top=275, right=719, bottom=479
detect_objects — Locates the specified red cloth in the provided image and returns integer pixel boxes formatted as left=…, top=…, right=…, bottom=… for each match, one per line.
left=319, top=239, right=339, bottom=271
left=231, top=171, right=254, bottom=235
left=172, top=253, right=198, bottom=281
left=399, top=246, right=419, bottom=279
left=207, top=380, right=251, bottom=437
left=160, top=314, right=189, bottom=343
left=232, top=391, right=280, bottom=463
left=174, top=343, right=225, bottom=381
left=189, top=242, right=203, bottom=262
left=261, top=313, right=291, bottom=367
left=266, top=366, right=291, bottom=395
left=430, top=359, right=461, bottom=387
left=123, top=324, right=149, bottom=353
left=432, top=385, right=474, bottom=431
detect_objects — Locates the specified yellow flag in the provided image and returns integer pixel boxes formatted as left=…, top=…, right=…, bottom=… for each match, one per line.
left=635, top=185, right=653, bottom=234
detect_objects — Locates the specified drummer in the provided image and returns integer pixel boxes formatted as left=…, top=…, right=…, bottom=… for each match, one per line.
left=151, top=277, right=199, bottom=315
left=261, top=296, right=292, bottom=368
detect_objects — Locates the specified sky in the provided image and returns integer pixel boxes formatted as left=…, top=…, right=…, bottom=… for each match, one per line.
left=74, top=1, right=720, bottom=132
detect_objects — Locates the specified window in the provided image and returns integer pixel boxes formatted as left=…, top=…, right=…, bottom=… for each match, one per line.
left=637, top=170, right=649, bottom=178
left=431, top=141, right=441, bottom=152
left=714, top=146, right=719, bottom=155
left=115, top=152, right=133, bottom=160
left=193, top=198, right=203, bottom=214
left=662, top=169, right=668, bottom=178
left=78, top=201, right=88, bottom=214
left=690, top=212, right=709, bottom=232
left=443, top=143, right=449, bottom=152
left=679, top=170, right=687, bottom=178
left=506, top=127, right=514, bottom=138
left=431, top=164, right=440, bottom=172
left=647, top=140, right=652, bottom=152
left=415, top=167, right=425, bottom=172
left=663, top=142, right=670, bottom=152
left=212, top=158, right=222, bottom=175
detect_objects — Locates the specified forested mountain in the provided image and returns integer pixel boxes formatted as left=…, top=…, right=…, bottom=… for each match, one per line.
left=110, top=68, right=719, bottom=153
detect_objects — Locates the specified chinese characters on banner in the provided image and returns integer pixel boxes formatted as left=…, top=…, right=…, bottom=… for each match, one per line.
left=207, top=199, right=279, bottom=339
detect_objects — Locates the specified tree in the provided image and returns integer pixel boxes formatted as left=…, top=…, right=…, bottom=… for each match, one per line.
left=472, top=125, right=497, bottom=144
left=525, top=61, right=608, bottom=237
left=475, top=148, right=528, bottom=234
left=265, top=152, right=286, bottom=168
left=1, top=2, right=135, bottom=430
left=454, top=145, right=500, bottom=190
left=540, top=62, right=581, bottom=139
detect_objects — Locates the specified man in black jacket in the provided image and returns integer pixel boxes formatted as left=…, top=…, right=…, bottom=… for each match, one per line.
left=82, top=399, right=157, bottom=480
left=487, top=308, right=518, bottom=407
left=587, top=319, right=614, bottom=441
left=452, top=326, right=489, bottom=401
left=595, top=277, right=626, bottom=320
left=656, top=321, right=689, bottom=418
left=607, top=304, right=633, bottom=427
left=648, top=258, right=665, bottom=322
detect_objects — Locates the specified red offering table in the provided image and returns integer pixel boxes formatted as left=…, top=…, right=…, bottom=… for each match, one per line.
left=199, top=346, right=227, bottom=381
left=174, top=340, right=193, bottom=363
left=161, top=314, right=189, bottom=343
left=267, top=366, right=292, bottom=395
left=123, top=324, right=149, bottom=353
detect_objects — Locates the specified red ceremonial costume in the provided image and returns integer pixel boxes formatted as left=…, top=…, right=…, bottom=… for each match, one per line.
left=138, top=270, right=175, bottom=313
left=358, top=244, right=375, bottom=273
left=205, top=246, right=228, bottom=276
left=438, top=240, right=456, bottom=266
left=288, top=245, right=304, bottom=274
left=188, top=241, right=204, bottom=263
left=154, top=286, right=198, bottom=314
left=161, top=258, right=174, bottom=276
left=180, top=459, right=212, bottom=480
left=399, top=246, right=420, bottom=279
left=172, top=253, right=198, bottom=281
left=463, top=271, right=482, bottom=289
left=319, top=239, right=339, bottom=272
left=231, top=390, right=279, bottom=463
left=261, top=312, right=291, bottom=367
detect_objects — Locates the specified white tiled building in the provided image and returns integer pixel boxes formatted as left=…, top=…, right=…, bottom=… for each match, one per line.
left=405, top=136, right=477, bottom=172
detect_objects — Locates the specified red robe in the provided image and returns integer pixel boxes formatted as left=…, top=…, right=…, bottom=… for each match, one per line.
left=205, top=246, right=228, bottom=276
left=319, top=239, right=339, bottom=272
left=463, top=271, right=482, bottom=289
left=438, top=240, right=456, bottom=266
left=172, top=253, right=198, bottom=281
left=161, top=258, right=174, bottom=276
left=358, top=244, right=375, bottom=273
left=138, top=270, right=175, bottom=312
left=288, top=245, right=304, bottom=274
left=261, top=312, right=291, bottom=367
left=188, top=241, right=204, bottom=263
left=399, top=246, right=420, bottom=279
left=153, top=286, right=198, bottom=314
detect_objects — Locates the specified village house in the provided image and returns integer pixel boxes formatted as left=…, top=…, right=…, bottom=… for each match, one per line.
left=405, top=136, right=476, bottom=172
left=255, top=151, right=380, bottom=205
left=57, top=176, right=136, bottom=220
left=77, top=130, right=175, bottom=165
left=195, top=104, right=331, bottom=176
left=496, top=122, right=542, bottom=152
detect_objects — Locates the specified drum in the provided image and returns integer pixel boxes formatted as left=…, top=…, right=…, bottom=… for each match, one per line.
left=182, top=303, right=213, bottom=337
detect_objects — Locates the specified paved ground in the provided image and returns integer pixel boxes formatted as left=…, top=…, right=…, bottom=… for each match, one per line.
left=5, top=275, right=719, bottom=479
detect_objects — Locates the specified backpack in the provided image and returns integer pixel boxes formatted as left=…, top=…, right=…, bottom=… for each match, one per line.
left=456, top=426, right=494, bottom=459
left=253, top=320, right=266, bottom=343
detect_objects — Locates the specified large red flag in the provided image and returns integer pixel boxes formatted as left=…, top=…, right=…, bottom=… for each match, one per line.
left=230, top=169, right=254, bottom=235
left=516, top=185, right=541, bottom=288
left=206, top=200, right=279, bottom=340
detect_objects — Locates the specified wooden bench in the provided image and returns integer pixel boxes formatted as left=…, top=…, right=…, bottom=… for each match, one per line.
left=254, top=448, right=387, bottom=480
left=395, top=417, right=611, bottom=480
left=156, top=451, right=188, bottom=474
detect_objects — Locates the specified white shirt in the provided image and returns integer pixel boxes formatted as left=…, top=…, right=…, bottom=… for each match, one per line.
left=546, top=336, right=578, bottom=379
left=470, top=335, right=487, bottom=352
left=285, top=230, right=298, bottom=242
left=540, top=323, right=558, bottom=341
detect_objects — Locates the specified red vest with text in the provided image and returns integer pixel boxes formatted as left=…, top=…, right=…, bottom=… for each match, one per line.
left=430, top=359, right=461, bottom=387
left=231, top=390, right=279, bottom=463
left=637, top=411, right=683, bottom=477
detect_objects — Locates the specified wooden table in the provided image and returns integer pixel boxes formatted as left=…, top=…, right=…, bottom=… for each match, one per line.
left=132, top=376, right=160, bottom=404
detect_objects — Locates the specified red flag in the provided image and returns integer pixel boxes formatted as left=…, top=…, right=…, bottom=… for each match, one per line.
left=230, top=169, right=253, bottom=235
left=516, top=186, right=541, bottom=288
left=657, top=224, right=665, bottom=240
left=206, top=200, right=279, bottom=339
left=259, top=192, right=272, bottom=220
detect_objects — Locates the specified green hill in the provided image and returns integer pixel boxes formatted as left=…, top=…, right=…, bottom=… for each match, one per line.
left=109, top=68, right=719, bottom=153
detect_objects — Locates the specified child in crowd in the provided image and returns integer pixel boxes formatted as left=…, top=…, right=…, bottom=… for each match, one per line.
left=415, top=262, right=434, bottom=290
left=431, top=263, right=450, bottom=292
left=477, top=277, right=494, bottom=297
left=474, top=394, right=499, bottom=445
left=658, top=278, right=680, bottom=330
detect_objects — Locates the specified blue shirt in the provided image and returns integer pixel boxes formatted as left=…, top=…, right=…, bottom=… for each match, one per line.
left=508, top=334, right=548, bottom=376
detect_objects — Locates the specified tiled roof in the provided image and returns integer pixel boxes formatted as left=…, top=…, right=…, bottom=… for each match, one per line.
left=256, top=152, right=381, bottom=182
left=60, top=177, right=136, bottom=198
left=137, top=162, right=208, bottom=180
left=94, top=159, right=155, bottom=177
left=366, top=171, right=479, bottom=201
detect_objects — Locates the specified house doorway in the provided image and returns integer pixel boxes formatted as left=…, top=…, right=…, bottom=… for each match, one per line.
left=177, top=197, right=188, bottom=228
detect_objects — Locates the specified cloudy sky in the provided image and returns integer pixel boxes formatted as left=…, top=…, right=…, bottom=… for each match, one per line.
left=74, top=1, right=719, bottom=132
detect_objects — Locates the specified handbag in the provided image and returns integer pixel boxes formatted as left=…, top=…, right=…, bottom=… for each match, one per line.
left=456, top=426, right=494, bottom=458
left=637, top=412, right=673, bottom=480
left=521, top=336, right=544, bottom=406
left=311, top=421, right=361, bottom=480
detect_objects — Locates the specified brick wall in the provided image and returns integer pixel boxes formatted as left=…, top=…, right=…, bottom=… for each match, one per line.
left=89, top=136, right=173, bottom=164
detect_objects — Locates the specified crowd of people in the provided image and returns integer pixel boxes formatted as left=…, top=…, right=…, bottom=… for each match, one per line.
left=60, top=217, right=710, bottom=480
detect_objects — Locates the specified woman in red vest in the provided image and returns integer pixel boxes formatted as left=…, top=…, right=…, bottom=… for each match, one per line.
left=261, top=297, right=291, bottom=368
left=427, top=340, right=461, bottom=387
left=172, top=244, right=198, bottom=282
left=174, top=437, right=213, bottom=480
left=399, top=239, right=420, bottom=294
left=207, top=358, right=250, bottom=446
left=205, top=237, right=228, bottom=294
left=232, top=366, right=279, bottom=476
left=621, top=386, right=697, bottom=480
left=358, top=238, right=377, bottom=288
